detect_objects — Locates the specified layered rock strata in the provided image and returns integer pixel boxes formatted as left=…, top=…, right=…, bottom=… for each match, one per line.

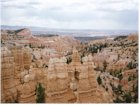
left=1, top=46, right=112, bottom=103
left=45, top=57, right=76, bottom=103
left=17, top=73, right=36, bottom=103
left=1, top=47, right=17, bottom=103
left=68, top=48, right=112, bottom=103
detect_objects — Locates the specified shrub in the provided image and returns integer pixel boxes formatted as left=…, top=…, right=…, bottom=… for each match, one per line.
left=36, top=83, right=45, bottom=103
left=117, top=85, right=122, bottom=93
left=66, top=57, right=72, bottom=64
left=97, top=76, right=102, bottom=85
left=128, top=76, right=131, bottom=81
left=127, top=61, right=135, bottom=69
left=118, top=73, right=123, bottom=81
left=123, top=92, right=132, bottom=103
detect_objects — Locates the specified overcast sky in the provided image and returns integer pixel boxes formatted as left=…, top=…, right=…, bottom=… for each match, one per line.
left=1, top=0, right=138, bottom=30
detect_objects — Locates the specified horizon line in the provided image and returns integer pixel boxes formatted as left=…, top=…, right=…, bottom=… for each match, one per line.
left=1, top=24, right=138, bottom=31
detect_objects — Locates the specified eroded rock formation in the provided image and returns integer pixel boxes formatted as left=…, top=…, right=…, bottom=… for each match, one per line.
left=17, top=73, right=36, bottom=103
left=16, top=28, right=32, bottom=37
left=68, top=49, right=112, bottom=103
left=1, top=47, right=17, bottom=103
left=45, top=57, right=76, bottom=103
left=1, top=45, right=113, bottom=103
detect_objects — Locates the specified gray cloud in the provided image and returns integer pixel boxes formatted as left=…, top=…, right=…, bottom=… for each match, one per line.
left=1, top=0, right=138, bottom=30
left=2, top=5, right=31, bottom=9
left=1, top=0, right=15, bottom=2
left=99, top=0, right=124, bottom=4
left=27, top=1, right=41, bottom=5
left=1, top=0, right=39, bottom=9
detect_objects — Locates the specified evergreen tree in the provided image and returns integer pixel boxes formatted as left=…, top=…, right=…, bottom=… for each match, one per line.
left=118, top=73, right=123, bottom=81
left=36, top=83, right=45, bottom=103
left=97, top=76, right=102, bottom=85
left=128, top=76, right=131, bottom=81
left=123, top=92, right=132, bottom=103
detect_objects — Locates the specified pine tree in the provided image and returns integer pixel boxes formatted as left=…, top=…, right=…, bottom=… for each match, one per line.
left=36, top=83, right=45, bottom=103
left=97, top=76, right=102, bottom=85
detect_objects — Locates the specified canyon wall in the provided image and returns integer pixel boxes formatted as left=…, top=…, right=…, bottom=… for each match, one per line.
left=1, top=46, right=112, bottom=103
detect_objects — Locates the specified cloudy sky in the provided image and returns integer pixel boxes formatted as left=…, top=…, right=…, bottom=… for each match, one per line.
left=1, top=0, right=138, bottom=30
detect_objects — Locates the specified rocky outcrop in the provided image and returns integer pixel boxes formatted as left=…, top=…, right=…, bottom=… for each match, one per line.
left=23, top=48, right=32, bottom=69
left=68, top=49, right=112, bottom=103
left=11, top=46, right=31, bottom=75
left=44, top=48, right=112, bottom=103
left=1, top=29, right=138, bottom=103
left=8, top=46, right=36, bottom=103
left=127, top=34, right=138, bottom=41
left=29, top=68, right=46, bottom=85
left=1, top=45, right=113, bottom=103
left=16, top=28, right=32, bottom=37
left=71, top=47, right=81, bottom=64
left=11, top=46, right=24, bottom=80
left=17, top=73, right=36, bottom=103
left=1, top=47, right=17, bottom=103
left=45, top=57, right=76, bottom=103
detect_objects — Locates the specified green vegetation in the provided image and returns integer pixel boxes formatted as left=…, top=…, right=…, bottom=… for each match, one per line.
left=117, top=85, right=122, bottom=93
left=15, top=29, right=25, bottom=34
left=118, top=73, right=123, bottom=81
left=114, top=36, right=127, bottom=41
left=66, top=57, right=72, bottom=64
left=88, top=45, right=98, bottom=53
left=128, top=76, right=132, bottom=81
left=110, top=69, right=123, bottom=80
left=97, top=76, right=102, bottom=85
left=36, top=83, right=45, bottom=103
left=112, top=83, right=138, bottom=103
left=123, top=92, right=132, bottom=103
left=87, top=43, right=107, bottom=54
left=127, top=61, right=136, bottom=69
left=111, top=84, right=122, bottom=95
left=29, top=44, right=32, bottom=48
left=133, top=83, right=138, bottom=102
left=114, top=92, right=133, bottom=103
left=75, top=71, right=80, bottom=80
